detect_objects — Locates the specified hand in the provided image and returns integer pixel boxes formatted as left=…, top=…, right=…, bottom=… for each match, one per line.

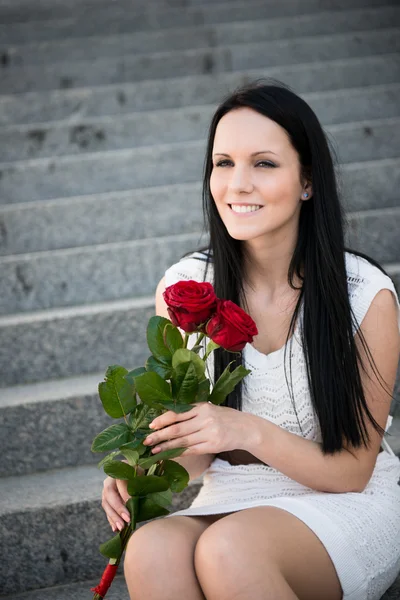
left=143, top=402, right=253, bottom=456
left=102, top=463, right=145, bottom=532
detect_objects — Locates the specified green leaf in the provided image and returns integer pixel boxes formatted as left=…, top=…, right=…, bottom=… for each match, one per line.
left=120, top=449, right=140, bottom=467
left=99, top=533, right=122, bottom=559
left=147, top=316, right=173, bottom=364
left=125, top=496, right=140, bottom=532
left=163, top=322, right=184, bottom=354
left=145, top=355, right=172, bottom=379
left=162, top=459, right=190, bottom=492
left=194, top=378, right=210, bottom=403
left=104, top=460, right=137, bottom=480
left=171, top=361, right=199, bottom=403
left=147, top=488, right=173, bottom=508
left=125, top=367, right=147, bottom=386
left=136, top=497, right=170, bottom=522
left=205, top=339, right=220, bottom=355
left=160, top=402, right=195, bottom=413
left=138, top=447, right=186, bottom=470
left=134, top=371, right=172, bottom=405
left=131, top=403, right=161, bottom=432
left=91, top=423, right=133, bottom=453
left=172, top=348, right=206, bottom=380
left=127, top=475, right=170, bottom=497
left=97, top=450, right=121, bottom=469
left=208, top=364, right=251, bottom=405
left=98, top=365, right=137, bottom=418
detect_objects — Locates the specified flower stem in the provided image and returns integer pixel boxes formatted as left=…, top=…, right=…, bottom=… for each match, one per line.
left=183, top=332, right=189, bottom=348
left=196, top=332, right=206, bottom=346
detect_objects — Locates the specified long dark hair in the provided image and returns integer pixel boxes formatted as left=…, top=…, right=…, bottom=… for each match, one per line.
left=182, top=78, right=397, bottom=455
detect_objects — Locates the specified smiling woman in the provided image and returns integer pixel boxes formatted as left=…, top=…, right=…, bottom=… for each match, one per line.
left=102, top=79, right=400, bottom=600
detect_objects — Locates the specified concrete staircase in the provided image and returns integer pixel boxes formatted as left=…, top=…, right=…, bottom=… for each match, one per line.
left=0, top=0, right=399, bottom=597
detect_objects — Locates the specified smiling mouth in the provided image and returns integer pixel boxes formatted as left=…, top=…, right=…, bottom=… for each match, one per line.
left=228, top=204, right=263, bottom=214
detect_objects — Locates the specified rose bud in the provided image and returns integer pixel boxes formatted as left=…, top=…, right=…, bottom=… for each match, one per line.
left=163, top=280, right=218, bottom=333
left=205, top=299, right=258, bottom=352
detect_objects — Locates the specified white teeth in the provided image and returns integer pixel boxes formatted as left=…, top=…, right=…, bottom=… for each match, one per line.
left=230, top=204, right=262, bottom=213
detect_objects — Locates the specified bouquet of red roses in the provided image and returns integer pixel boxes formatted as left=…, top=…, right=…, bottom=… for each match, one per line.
left=90, top=279, right=258, bottom=599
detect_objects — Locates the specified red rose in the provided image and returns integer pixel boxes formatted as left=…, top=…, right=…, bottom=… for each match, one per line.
left=163, top=280, right=218, bottom=333
left=205, top=299, right=258, bottom=351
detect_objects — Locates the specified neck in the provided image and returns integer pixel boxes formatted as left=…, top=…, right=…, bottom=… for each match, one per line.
left=242, top=228, right=300, bottom=300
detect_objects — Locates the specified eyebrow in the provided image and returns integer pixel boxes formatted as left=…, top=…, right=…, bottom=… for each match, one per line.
left=213, top=150, right=278, bottom=157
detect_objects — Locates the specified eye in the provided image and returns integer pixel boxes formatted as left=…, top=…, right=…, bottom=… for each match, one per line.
left=214, top=160, right=275, bottom=168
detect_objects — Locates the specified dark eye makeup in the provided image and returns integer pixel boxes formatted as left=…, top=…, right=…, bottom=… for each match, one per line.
left=214, top=160, right=276, bottom=168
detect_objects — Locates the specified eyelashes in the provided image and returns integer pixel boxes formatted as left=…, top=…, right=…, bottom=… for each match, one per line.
left=214, top=160, right=276, bottom=168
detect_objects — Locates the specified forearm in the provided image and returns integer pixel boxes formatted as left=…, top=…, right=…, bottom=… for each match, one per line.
left=243, top=413, right=365, bottom=493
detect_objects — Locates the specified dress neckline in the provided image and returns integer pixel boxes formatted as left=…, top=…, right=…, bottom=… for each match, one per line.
left=243, top=302, right=303, bottom=365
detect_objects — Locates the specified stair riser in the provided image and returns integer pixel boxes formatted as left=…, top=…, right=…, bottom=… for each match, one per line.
left=0, top=234, right=203, bottom=314
left=1, top=157, right=400, bottom=255
left=1, top=119, right=399, bottom=204
left=0, top=212, right=398, bottom=315
left=0, top=0, right=391, bottom=44
left=1, top=55, right=398, bottom=127
left=3, top=85, right=400, bottom=162
left=0, top=481, right=201, bottom=595
left=1, top=29, right=399, bottom=94
left=3, top=7, right=399, bottom=68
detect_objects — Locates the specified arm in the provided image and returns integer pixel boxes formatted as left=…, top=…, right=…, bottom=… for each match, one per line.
left=243, top=288, right=400, bottom=494
left=155, top=275, right=215, bottom=481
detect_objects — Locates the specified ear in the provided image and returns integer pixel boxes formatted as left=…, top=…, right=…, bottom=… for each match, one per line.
left=301, top=183, right=313, bottom=201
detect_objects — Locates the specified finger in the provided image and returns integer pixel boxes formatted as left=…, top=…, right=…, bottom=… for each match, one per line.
left=144, top=420, right=202, bottom=448
left=103, top=478, right=131, bottom=524
left=150, top=407, right=197, bottom=430
left=150, top=430, right=206, bottom=455
left=102, top=497, right=127, bottom=532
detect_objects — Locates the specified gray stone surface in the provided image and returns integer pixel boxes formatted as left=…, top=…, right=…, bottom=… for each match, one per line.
left=1, top=158, right=400, bottom=256
left=3, top=6, right=399, bottom=68
left=0, top=297, right=155, bottom=386
left=0, top=464, right=202, bottom=594
left=0, top=0, right=391, bottom=44
left=2, top=83, right=400, bottom=162
left=0, top=233, right=204, bottom=314
left=1, top=54, right=399, bottom=127
left=1, top=117, right=399, bottom=204
left=0, top=211, right=399, bottom=315
left=1, top=28, right=400, bottom=94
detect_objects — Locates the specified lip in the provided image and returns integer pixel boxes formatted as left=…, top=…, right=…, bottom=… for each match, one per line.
left=228, top=204, right=263, bottom=216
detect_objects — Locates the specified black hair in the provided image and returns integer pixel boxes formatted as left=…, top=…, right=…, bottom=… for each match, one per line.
left=182, top=78, right=397, bottom=455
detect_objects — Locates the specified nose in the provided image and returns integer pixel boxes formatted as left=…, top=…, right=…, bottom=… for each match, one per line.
left=228, top=165, right=254, bottom=193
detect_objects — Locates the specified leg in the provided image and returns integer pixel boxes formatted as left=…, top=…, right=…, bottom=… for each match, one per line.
left=124, top=513, right=228, bottom=600
left=194, top=506, right=343, bottom=600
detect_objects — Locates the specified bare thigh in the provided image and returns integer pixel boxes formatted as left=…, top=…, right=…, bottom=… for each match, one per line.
left=124, top=512, right=231, bottom=600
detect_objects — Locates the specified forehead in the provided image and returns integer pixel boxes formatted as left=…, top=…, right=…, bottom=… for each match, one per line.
left=212, top=107, right=292, bottom=155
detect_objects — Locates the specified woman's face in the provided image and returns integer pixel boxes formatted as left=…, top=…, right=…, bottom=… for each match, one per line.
left=209, top=107, right=311, bottom=243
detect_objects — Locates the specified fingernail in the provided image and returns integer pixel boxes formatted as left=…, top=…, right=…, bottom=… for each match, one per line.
left=122, top=512, right=131, bottom=523
left=111, top=524, right=116, bottom=532
left=116, top=521, right=124, bottom=531
left=149, top=422, right=155, bottom=429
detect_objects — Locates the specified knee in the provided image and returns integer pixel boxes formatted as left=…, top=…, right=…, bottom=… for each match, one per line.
left=124, top=520, right=169, bottom=577
left=194, top=522, right=240, bottom=576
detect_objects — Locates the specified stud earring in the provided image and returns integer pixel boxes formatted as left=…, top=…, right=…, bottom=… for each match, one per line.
left=304, top=193, right=309, bottom=198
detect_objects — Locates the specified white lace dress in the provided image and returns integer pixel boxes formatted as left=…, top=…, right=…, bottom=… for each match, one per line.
left=163, top=250, right=400, bottom=600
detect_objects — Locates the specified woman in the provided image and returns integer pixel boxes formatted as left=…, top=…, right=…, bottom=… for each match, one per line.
left=101, top=80, right=400, bottom=600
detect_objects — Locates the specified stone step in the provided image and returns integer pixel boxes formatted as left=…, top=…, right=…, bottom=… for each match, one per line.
left=0, top=0, right=391, bottom=44
left=1, top=156, right=399, bottom=256
left=0, top=210, right=399, bottom=315
left=1, top=116, right=399, bottom=204
left=3, top=6, right=398, bottom=69
left=0, top=232, right=205, bottom=314
left=1, top=27, right=399, bottom=94
left=1, top=365, right=399, bottom=478
left=1, top=571, right=399, bottom=600
left=0, top=462, right=203, bottom=594
left=0, top=260, right=399, bottom=387
left=2, top=82, right=400, bottom=162
left=1, top=53, right=398, bottom=127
